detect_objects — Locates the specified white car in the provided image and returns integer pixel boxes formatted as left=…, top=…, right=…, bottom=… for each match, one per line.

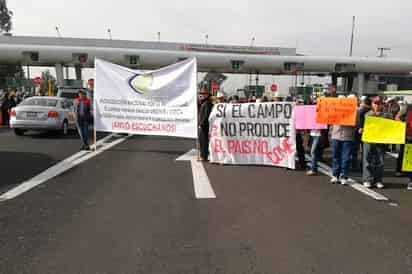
left=10, top=96, right=77, bottom=136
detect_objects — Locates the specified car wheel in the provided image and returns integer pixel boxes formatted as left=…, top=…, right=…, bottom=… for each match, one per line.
left=62, top=120, right=69, bottom=136
left=14, top=129, right=25, bottom=136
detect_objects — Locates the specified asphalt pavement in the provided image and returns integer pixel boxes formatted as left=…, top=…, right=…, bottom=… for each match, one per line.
left=1, top=128, right=412, bottom=274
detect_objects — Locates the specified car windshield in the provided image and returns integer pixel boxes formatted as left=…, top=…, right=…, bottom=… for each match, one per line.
left=20, top=98, right=58, bottom=107
left=60, top=92, right=79, bottom=99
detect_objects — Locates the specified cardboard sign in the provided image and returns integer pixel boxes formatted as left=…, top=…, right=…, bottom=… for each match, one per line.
left=316, top=97, right=357, bottom=126
left=209, top=102, right=296, bottom=169
left=402, top=144, right=412, bottom=172
left=295, top=105, right=327, bottom=130
left=362, top=116, right=406, bottom=144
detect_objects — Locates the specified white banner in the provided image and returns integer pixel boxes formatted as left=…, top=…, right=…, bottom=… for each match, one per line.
left=94, top=58, right=197, bottom=138
left=209, top=102, right=296, bottom=169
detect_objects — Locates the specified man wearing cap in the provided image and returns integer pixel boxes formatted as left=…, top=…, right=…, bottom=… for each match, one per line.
left=361, top=96, right=392, bottom=189
left=198, top=91, right=214, bottom=161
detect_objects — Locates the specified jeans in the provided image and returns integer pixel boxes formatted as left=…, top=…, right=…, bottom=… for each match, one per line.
left=332, top=139, right=353, bottom=178
left=363, top=143, right=385, bottom=183
left=78, top=119, right=90, bottom=146
left=310, top=136, right=321, bottom=172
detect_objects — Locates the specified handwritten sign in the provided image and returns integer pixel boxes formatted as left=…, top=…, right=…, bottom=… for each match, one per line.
left=295, top=105, right=327, bottom=130
left=209, top=103, right=296, bottom=169
left=316, top=97, right=357, bottom=126
left=402, top=144, right=412, bottom=172
left=362, top=116, right=406, bottom=144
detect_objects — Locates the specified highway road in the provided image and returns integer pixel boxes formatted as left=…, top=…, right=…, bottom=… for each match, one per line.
left=1, top=127, right=412, bottom=274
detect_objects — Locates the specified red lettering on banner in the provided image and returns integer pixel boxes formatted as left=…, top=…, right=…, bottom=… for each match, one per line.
left=212, top=139, right=224, bottom=153
left=265, top=138, right=295, bottom=165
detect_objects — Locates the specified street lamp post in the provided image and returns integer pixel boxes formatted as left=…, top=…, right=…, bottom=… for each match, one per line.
left=107, top=28, right=112, bottom=40
left=157, top=32, right=161, bottom=42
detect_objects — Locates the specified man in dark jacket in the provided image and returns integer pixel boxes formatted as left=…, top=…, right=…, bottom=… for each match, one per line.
left=74, top=90, right=92, bottom=150
left=198, top=90, right=214, bottom=161
left=352, top=96, right=371, bottom=170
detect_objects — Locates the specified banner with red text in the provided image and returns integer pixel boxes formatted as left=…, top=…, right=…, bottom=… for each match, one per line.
left=209, top=103, right=296, bottom=169
left=94, top=58, right=197, bottom=138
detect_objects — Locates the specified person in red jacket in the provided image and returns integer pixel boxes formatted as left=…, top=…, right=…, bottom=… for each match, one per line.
left=74, top=90, right=92, bottom=150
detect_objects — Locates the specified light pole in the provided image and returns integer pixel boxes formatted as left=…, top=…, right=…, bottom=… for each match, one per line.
left=107, top=28, right=112, bottom=40
left=205, top=34, right=209, bottom=45
left=349, top=16, right=355, bottom=57
left=157, top=32, right=161, bottom=42
left=55, top=26, right=61, bottom=38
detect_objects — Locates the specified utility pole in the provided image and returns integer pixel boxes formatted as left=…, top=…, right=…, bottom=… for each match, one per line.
left=378, top=47, right=391, bottom=57
left=107, top=28, right=112, bottom=40
left=205, top=34, right=209, bottom=45
left=157, top=31, right=160, bottom=42
left=349, top=16, right=355, bottom=56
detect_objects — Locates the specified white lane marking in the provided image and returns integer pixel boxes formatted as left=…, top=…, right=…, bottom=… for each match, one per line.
left=0, top=134, right=130, bottom=201
left=176, top=149, right=197, bottom=161
left=305, top=155, right=389, bottom=201
left=177, top=150, right=216, bottom=199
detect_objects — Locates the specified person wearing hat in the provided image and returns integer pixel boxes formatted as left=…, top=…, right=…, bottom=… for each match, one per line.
left=198, top=90, right=213, bottom=161
left=216, top=91, right=225, bottom=104
left=361, top=96, right=392, bottom=189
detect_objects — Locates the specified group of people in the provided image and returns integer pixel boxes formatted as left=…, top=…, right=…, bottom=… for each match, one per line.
left=198, top=88, right=412, bottom=191
left=0, top=90, right=20, bottom=126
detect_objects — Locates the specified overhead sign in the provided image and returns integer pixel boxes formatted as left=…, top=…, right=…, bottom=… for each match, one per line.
left=94, top=58, right=198, bottom=138
left=295, top=105, right=327, bottom=130
left=362, top=116, right=406, bottom=144
left=316, top=97, right=357, bottom=126
left=209, top=102, right=296, bottom=169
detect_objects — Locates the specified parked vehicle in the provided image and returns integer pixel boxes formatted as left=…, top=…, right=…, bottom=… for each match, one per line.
left=9, top=96, right=76, bottom=136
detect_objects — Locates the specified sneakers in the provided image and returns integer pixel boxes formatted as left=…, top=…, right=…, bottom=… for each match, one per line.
left=306, top=170, right=317, bottom=176
left=363, top=182, right=372, bottom=188
left=330, top=177, right=339, bottom=184
left=375, top=182, right=385, bottom=189
left=407, top=183, right=412, bottom=191
left=340, top=177, right=354, bottom=186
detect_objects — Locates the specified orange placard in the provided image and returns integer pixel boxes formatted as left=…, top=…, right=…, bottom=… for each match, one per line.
left=316, top=97, right=358, bottom=126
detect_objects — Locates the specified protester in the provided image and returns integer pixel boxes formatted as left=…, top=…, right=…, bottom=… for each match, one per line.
left=198, top=90, right=214, bottom=161
left=74, top=90, right=92, bottom=151
left=400, top=103, right=412, bottom=190
left=216, top=91, right=225, bottom=104
left=352, top=96, right=371, bottom=171
left=295, top=99, right=306, bottom=170
left=330, top=96, right=356, bottom=185
left=229, top=95, right=240, bottom=104
left=0, top=91, right=9, bottom=126
left=395, top=101, right=408, bottom=176
left=361, top=96, right=392, bottom=189
left=306, top=128, right=322, bottom=176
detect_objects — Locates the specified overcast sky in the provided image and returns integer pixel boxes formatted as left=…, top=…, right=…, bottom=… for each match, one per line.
left=7, top=0, right=412, bottom=94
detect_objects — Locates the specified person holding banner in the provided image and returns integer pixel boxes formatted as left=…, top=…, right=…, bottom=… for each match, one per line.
left=74, top=90, right=92, bottom=151
left=400, top=104, right=412, bottom=190
left=198, top=90, right=214, bottom=161
left=361, top=97, right=392, bottom=189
